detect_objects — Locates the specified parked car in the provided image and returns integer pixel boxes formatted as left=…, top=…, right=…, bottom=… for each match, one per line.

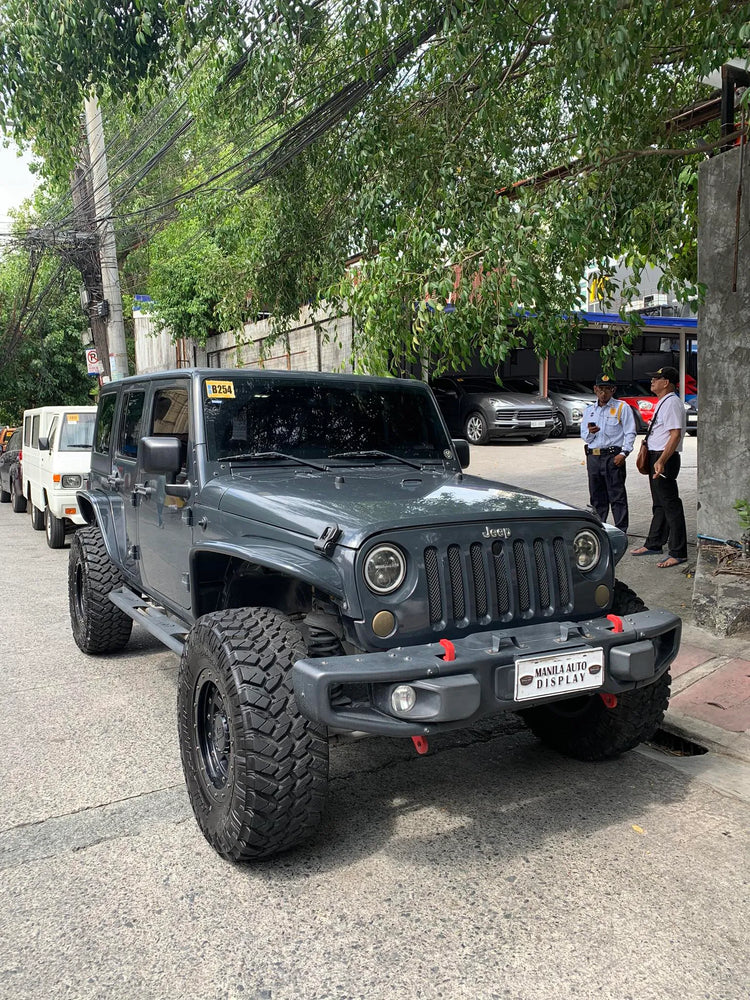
left=503, top=377, right=597, bottom=438
left=0, top=426, right=17, bottom=453
left=0, top=427, right=26, bottom=512
left=614, top=382, right=696, bottom=436
left=22, top=405, right=97, bottom=547
left=68, top=368, right=680, bottom=862
left=430, top=375, right=556, bottom=444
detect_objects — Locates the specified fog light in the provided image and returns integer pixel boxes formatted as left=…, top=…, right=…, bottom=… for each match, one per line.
left=391, top=684, right=417, bottom=714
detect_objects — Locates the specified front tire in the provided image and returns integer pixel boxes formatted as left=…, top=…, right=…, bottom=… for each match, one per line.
left=68, top=526, right=133, bottom=653
left=45, top=506, right=66, bottom=548
left=464, top=411, right=489, bottom=445
left=519, top=581, right=670, bottom=760
left=549, top=410, right=567, bottom=438
left=177, top=606, right=329, bottom=862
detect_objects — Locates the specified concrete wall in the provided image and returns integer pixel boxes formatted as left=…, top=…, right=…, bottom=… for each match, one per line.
left=204, top=306, right=354, bottom=373
left=697, top=146, right=750, bottom=541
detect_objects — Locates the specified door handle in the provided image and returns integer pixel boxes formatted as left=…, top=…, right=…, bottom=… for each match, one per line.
left=133, top=482, right=154, bottom=498
left=107, top=472, right=123, bottom=489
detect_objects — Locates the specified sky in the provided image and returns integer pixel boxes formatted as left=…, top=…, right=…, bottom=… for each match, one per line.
left=0, top=140, right=39, bottom=224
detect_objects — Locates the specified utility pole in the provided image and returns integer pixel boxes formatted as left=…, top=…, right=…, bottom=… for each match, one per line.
left=83, top=93, right=128, bottom=381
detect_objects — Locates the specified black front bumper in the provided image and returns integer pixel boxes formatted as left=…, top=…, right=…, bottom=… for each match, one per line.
left=293, top=610, right=681, bottom=736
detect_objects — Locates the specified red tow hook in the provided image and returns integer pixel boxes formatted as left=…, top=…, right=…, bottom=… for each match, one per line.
left=599, top=693, right=618, bottom=709
left=438, top=638, right=456, bottom=661
left=411, top=735, right=429, bottom=754
left=606, top=614, right=624, bottom=633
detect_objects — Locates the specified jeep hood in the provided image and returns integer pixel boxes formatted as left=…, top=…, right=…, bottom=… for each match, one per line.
left=212, top=469, right=589, bottom=547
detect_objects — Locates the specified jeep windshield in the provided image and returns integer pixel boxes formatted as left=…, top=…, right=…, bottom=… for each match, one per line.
left=202, top=374, right=451, bottom=464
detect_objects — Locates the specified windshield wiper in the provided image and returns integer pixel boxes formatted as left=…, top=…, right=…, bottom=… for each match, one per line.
left=326, top=450, right=422, bottom=471
left=217, top=450, right=327, bottom=471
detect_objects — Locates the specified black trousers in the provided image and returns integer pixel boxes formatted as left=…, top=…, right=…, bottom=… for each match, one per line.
left=586, top=453, right=628, bottom=532
left=644, top=451, right=687, bottom=559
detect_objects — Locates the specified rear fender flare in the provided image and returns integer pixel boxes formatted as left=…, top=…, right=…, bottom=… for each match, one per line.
left=76, top=490, right=129, bottom=565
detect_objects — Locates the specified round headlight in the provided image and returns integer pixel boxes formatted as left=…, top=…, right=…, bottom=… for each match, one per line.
left=364, top=544, right=406, bottom=594
left=573, top=529, right=601, bottom=572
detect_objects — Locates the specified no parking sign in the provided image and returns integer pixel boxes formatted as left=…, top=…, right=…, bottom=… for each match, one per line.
left=85, top=348, right=103, bottom=375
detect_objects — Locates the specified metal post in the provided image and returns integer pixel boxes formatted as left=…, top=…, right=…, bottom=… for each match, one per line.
left=84, top=94, right=128, bottom=381
left=539, top=355, right=548, bottom=396
left=679, top=329, right=686, bottom=402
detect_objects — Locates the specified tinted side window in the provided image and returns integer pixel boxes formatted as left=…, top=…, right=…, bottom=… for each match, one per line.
left=94, top=393, right=118, bottom=454
left=117, top=392, right=146, bottom=459
left=9, top=429, right=22, bottom=450
left=151, top=386, right=189, bottom=478
left=31, top=415, right=40, bottom=447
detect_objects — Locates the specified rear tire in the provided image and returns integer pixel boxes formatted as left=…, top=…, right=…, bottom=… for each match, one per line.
left=177, top=606, right=329, bottom=861
left=11, top=477, right=26, bottom=513
left=519, top=581, right=670, bottom=760
left=29, top=500, right=44, bottom=530
left=0, top=485, right=10, bottom=503
left=45, top=506, right=66, bottom=548
left=68, top=526, right=133, bottom=653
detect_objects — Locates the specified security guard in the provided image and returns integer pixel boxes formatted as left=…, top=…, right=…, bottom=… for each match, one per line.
left=581, top=374, right=636, bottom=532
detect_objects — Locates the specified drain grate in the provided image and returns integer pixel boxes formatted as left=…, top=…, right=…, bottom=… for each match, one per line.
left=647, top=728, right=708, bottom=757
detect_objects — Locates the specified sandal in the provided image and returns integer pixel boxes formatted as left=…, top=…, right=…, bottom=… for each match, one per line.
left=656, top=557, right=686, bottom=568
left=630, top=546, right=662, bottom=556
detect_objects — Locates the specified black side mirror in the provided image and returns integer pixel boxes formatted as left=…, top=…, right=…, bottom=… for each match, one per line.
left=139, top=436, right=181, bottom=475
left=38, top=436, right=50, bottom=451
left=452, top=438, right=470, bottom=469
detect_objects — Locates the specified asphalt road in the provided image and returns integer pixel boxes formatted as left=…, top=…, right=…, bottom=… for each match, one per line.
left=2, top=436, right=748, bottom=1000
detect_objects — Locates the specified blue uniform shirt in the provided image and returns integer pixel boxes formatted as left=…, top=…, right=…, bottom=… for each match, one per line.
left=581, top=398, right=636, bottom=453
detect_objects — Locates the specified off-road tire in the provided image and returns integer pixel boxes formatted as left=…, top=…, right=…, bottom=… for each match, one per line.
left=11, top=477, right=26, bottom=513
left=29, top=500, right=44, bottom=530
left=45, top=506, right=66, bottom=548
left=0, top=484, right=10, bottom=503
left=177, top=606, right=329, bottom=862
left=519, top=581, right=670, bottom=760
left=464, top=411, right=489, bottom=445
left=68, top=526, right=133, bottom=653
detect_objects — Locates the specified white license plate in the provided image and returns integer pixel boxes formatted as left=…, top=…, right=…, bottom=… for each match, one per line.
left=529, top=420, right=546, bottom=428
left=515, top=647, right=605, bottom=702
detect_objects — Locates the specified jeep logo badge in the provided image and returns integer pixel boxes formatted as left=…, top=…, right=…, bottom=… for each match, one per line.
left=482, top=526, right=511, bottom=539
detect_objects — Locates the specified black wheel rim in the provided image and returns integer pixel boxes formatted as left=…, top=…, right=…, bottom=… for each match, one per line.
left=195, top=675, right=231, bottom=792
left=551, top=413, right=565, bottom=437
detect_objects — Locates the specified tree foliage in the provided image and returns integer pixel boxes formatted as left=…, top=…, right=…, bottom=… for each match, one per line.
left=2, top=1, right=749, bottom=373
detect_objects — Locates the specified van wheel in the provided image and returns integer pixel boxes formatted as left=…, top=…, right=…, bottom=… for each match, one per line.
left=45, top=506, right=67, bottom=548
left=178, top=606, right=329, bottom=861
left=69, top=526, right=133, bottom=653
left=29, top=501, right=44, bottom=530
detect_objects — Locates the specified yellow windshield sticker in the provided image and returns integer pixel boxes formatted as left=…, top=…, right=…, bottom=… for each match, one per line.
left=66, top=413, right=79, bottom=422
left=205, top=380, right=235, bottom=399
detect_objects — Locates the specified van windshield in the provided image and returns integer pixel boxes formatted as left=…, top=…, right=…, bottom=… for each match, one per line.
left=58, top=413, right=96, bottom=451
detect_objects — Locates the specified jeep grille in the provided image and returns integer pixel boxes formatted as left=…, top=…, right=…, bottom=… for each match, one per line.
left=424, top=536, right=572, bottom=625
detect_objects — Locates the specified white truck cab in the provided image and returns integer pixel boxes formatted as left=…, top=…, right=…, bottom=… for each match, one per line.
left=22, top=405, right=98, bottom=548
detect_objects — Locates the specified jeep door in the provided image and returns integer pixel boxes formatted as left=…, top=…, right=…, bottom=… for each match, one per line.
left=136, top=380, right=193, bottom=610
left=111, top=386, right=148, bottom=578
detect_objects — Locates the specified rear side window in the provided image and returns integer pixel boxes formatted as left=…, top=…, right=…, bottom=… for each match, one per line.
left=24, top=417, right=31, bottom=447
left=94, top=394, right=118, bottom=455
left=31, top=415, right=40, bottom=447
left=117, top=392, right=146, bottom=459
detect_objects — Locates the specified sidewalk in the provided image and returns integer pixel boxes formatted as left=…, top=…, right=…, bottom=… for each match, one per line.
left=663, top=622, right=750, bottom=763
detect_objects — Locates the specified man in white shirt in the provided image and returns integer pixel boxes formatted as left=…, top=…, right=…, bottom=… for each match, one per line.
left=630, top=366, right=688, bottom=568
left=581, top=373, right=636, bottom=532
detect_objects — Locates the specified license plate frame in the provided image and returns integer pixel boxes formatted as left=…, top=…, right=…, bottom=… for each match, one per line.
left=514, top=647, right=605, bottom=702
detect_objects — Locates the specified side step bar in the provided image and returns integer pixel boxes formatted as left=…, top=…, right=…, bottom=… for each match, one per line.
left=108, top=587, right=189, bottom=656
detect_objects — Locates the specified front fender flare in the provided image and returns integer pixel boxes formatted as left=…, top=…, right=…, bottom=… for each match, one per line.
left=189, top=539, right=348, bottom=616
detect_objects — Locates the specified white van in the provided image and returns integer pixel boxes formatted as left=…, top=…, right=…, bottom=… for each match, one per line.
left=22, top=405, right=98, bottom=548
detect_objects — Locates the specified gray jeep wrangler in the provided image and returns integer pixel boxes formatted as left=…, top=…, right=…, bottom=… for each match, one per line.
left=69, top=368, right=680, bottom=862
